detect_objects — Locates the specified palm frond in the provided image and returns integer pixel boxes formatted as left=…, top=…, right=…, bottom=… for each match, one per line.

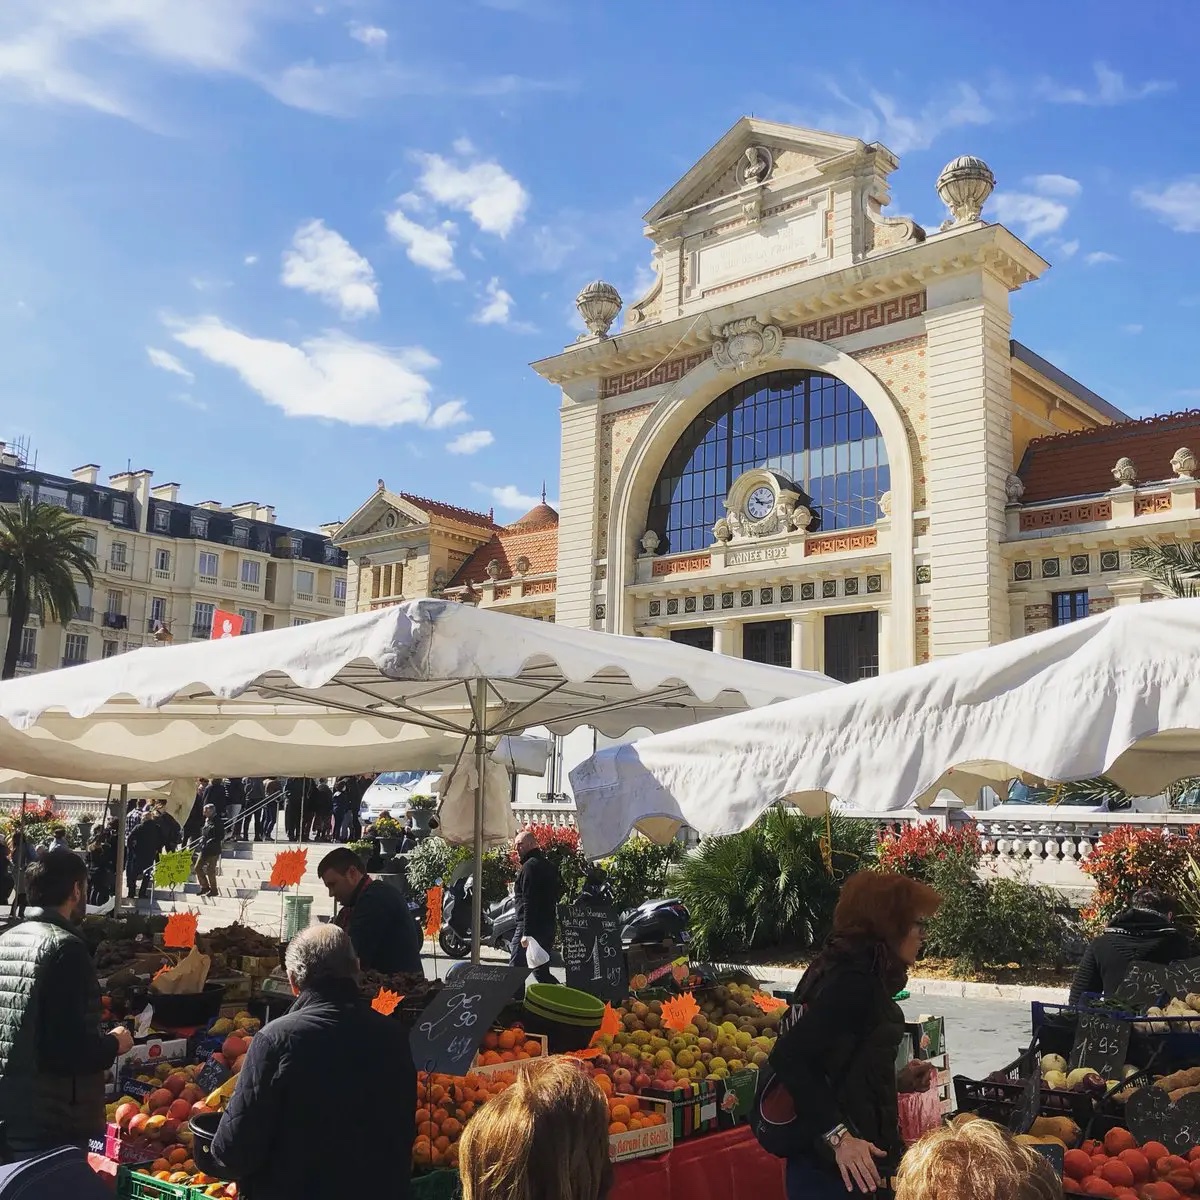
left=1130, top=541, right=1200, bottom=599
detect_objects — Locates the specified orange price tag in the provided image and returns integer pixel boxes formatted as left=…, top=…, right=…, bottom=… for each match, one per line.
left=660, top=991, right=700, bottom=1033
left=269, top=848, right=308, bottom=889
left=371, top=988, right=404, bottom=1016
left=163, top=911, right=199, bottom=949
left=424, top=886, right=443, bottom=939
left=753, top=991, right=787, bottom=1013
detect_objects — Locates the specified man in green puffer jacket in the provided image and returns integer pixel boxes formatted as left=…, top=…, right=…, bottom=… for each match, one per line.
left=0, top=853, right=134, bottom=1155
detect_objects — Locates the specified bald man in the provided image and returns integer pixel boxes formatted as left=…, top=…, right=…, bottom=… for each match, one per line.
left=510, top=830, right=559, bottom=986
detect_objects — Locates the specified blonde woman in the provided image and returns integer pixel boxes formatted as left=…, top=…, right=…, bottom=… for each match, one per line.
left=894, top=1121, right=1058, bottom=1200
left=460, top=1058, right=612, bottom=1200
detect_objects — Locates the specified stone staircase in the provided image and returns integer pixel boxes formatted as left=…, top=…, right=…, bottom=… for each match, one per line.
left=135, top=839, right=338, bottom=933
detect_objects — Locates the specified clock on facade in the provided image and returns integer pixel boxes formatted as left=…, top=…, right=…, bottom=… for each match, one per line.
left=746, top=486, right=775, bottom=519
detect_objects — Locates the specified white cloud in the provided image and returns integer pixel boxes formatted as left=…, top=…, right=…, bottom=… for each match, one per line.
left=427, top=400, right=469, bottom=429
left=385, top=204, right=461, bottom=278
left=348, top=22, right=387, bottom=48
left=168, top=316, right=439, bottom=428
left=1085, top=250, right=1120, bottom=265
left=281, top=219, right=379, bottom=318
left=447, top=430, right=495, bottom=455
left=991, top=193, right=1070, bottom=239
left=1041, top=62, right=1173, bottom=106
left=146, top=346, right=195, bottom=382
left=1122, top=323, right=1144, bottom=335
left=415, top=148, right=529, bottom=237
left=1134, top=179, right=1200, bottom=233
left=473, top=483, right=557, bottom=511
left=816, top=80, right=993, bottom=155
left=243, top=254, right=258, bottom=265
left=474, top=277, right=514, bottom=326
left=1056, top=239, right=1080, bottom=258
left=1028, top=174, right=1082, bottom=198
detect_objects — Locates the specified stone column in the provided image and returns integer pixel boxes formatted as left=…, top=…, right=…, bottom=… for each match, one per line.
left=713, top=621, right=742, bottom=657
left=557, top=385, right=602, bottom=630
left=924, top=270, right=1016, bottom=656
left=790, top=614, right=819, bottom=671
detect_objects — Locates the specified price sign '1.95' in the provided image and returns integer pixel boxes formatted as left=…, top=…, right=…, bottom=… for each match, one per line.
left=1068, top=1011, right=1130, bottom=1079
left=407, top=963, right=527, bottom=1078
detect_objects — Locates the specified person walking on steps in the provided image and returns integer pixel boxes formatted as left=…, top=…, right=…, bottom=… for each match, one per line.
left=195, top=804, right=224, bottom=898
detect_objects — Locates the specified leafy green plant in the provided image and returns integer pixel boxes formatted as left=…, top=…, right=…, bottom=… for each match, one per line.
left=1080, top=826, right=1200, bottom=923
left=668, top=807, right=877, bottom=959
left=1131, top=540, right=1200, bottom=599
left=407, top=794, right=437, bottom=812
left=346, top=840, right=373, bottom=860
left=877, top=820, right=980, bottom=880
left=602, top=836, right=684, bottom=911
left=405, top=836, right=456, bottom=893
left=372, top=813, right=403, bottom=838
left=922, top=850, right=1067, bottom=970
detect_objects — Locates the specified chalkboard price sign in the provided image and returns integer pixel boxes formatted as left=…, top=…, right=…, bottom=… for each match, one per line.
left=408, top=963, right=527, bottom=1077
left=1069, top=1011, right=1130, bottom=1078
left=1168, top=956, right=1200, bottom=998
left=196, top=1054, right=232, bottom=1094
left=1029, top=1143, right=1064, bottom=1179
left=560, top=905, right=626, bottom=1001
left=1127, top=1085, right=1200, bottom=1158
left=1113, top=962, right=1172, bottom=1012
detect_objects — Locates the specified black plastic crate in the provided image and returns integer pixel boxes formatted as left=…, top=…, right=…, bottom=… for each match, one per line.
left=953, top=1055, right=1096, bottom=1130
left=1032, top=1001, right=1200, bottom=1074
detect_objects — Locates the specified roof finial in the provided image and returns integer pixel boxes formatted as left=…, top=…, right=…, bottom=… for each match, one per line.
left=541, top=481, right=547, bottom=504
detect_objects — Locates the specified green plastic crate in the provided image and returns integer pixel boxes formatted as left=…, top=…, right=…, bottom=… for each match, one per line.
left=117, top=1166, right=200, bottom=1200
left=411, top=1168, right=461, bottom=1200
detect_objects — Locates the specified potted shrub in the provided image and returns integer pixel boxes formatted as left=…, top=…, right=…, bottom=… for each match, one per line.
left=406, top=794, right=438, bottom=835
left=372, top=813, right=403, bottom=857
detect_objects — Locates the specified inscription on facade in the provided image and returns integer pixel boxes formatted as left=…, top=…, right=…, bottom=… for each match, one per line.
left=726, top=545, right=789, bottom=566
left=692, top=204, right=827, bottom=294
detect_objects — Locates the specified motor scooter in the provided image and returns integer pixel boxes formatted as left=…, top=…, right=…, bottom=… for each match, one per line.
left=438, top=874, right=518, bottom=958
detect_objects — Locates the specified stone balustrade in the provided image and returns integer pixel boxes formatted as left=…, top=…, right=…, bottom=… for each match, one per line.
left=513, top=797, right=579, bottom=830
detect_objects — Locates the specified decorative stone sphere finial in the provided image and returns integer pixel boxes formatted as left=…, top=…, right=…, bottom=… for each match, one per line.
left=1172, top=447, right=1197, bottom=479
left=485, top=558, right=502, bottom=580
left=575, top=280, right=623, bottom=339
left=640, top=529, right=661, bottom=555
left=876, top=491, right=893, bottom=519
left=514, top=555, right=531, bottom=575
left=1112, top=456, right=1138, bottom=487
left=1005, top=473, right=1025, bottom=504
left=376, top=478, right=385, bottom=491
left=790, top=505, right=814, bottom=532
left=712, top=517, right=732, bottom=544
left=936, top=156, right=996, bottom=227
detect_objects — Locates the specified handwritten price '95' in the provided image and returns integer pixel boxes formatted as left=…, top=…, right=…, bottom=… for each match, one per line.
left=419, top=991, right=482, bottom=1040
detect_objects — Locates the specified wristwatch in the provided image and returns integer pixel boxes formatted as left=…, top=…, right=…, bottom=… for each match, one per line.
left=823, top=1123, right=849, bottom=1149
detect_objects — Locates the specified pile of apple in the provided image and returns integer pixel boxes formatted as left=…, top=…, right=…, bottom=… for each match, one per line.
left=107, top=1061, right=206, bottom=1184
left=1064, top=1127, right=1200, bottom=1197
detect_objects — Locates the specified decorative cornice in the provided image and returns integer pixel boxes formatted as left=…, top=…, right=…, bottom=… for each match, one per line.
left=1018, top=501, right=1113, bottom=531
left=805, top=529, right=878, bottom=556
left=650, top=552, right=713, bottom=577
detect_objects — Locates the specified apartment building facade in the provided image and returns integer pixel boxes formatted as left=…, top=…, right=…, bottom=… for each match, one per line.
left=0, top=445, right=348, bottom=672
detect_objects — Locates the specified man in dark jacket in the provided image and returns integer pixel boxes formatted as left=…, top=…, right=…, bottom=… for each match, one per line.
left=511, top=831, right=559, bottom=986
left=0, top=854, right=134, bottom=1154
left=195, top=804, right=224, bottom=897
left=1069, top=887, right=1194, bottom=1004
left=318, top=847, right=424, bottom=975
left=212, top=924, right=415, bottom=1200
left=125, top=807, right=164, bottom=900
left=284, top=777, right=312, bottom=843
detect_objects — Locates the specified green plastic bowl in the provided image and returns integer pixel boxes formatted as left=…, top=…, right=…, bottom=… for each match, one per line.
left=524, top=983, right=605, bottom=1021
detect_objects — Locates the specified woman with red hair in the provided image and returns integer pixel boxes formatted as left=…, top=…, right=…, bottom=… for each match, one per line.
left=762, top=871, right=941, bottom=1198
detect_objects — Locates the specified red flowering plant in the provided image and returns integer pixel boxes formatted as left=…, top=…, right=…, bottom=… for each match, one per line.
left=877, top=820, right=981, bottom=883
left=1079, top=825, right=1200, bottom=924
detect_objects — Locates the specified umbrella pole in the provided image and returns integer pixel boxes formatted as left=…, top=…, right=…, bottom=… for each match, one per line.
left=471, top=677, right=486, bottom=966
left=114, top=784, right=129, bottom=912
left=14, top=793, right=27, bottom=915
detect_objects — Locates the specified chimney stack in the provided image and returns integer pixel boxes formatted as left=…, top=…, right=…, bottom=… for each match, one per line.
left=73, top=464, right=100, bottom=485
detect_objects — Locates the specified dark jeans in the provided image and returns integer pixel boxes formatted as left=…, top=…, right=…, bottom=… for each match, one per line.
left=254, top=802, right=276, bottom=842
left=786, top=1155, right=889, bottom=1200
left=509, top=931, right=555, bottom=991
left=285, top=801, right=309, bottom=842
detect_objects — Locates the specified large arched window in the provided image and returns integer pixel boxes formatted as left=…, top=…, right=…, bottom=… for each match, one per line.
left=646, top=369, right=890, bottom=555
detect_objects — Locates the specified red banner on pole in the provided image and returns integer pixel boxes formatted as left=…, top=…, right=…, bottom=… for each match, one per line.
left=211, top=609, right=244, bottom=640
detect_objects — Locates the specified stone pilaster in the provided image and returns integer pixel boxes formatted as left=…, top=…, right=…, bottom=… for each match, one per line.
left=556, top=386, right=602, bottom=629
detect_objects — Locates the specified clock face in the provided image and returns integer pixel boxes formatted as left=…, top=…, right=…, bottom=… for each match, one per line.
left=746, top=486, right=775, bottom=520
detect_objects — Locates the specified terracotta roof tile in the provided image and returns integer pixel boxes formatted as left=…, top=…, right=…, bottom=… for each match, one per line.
left=398, top=492, right=498, bottom=531
left=1017, top=410, right=1200, bottom=503
left=508, top=502, right=559, bottom=530
left=448, top=513, right=559, bottom=588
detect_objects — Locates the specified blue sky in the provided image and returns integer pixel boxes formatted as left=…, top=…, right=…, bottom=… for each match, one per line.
left=0, top=0, right=1196, bottom=532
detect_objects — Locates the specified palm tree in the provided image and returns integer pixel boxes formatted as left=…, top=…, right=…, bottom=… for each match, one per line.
left=1130, top=540, right=1200, bottom=599
left=0, top=498, right=97, bottom=679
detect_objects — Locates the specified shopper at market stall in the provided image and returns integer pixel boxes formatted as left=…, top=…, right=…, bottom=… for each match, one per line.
left=319, top=846, right=424, bottom=974
left=459, top=1057, right=611, bottom=1200
left=1068, top=887, right=1194, bottom=1005
left=211, top=923, right=416, bottom=1200
left=0, top=853, right=134, bottom=1155
left=761, top=871, right=941, bottom=1199
left=893, top=1120, right=1057, bottom=1200
left=125, top=801, right=165, bottom=900
left=511, top=829, right=559, bottom=987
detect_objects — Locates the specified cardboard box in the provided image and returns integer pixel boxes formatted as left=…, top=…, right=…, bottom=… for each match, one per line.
left=640, top=1080, right=720, bottom=1140
left=608, top=1094, right=673, bottom=1163
left=471, top=1032, right=549, bottom=1077
left=103, top=1122, right=158, bottom=1165
left=106, top=1037, right=190, bottom=1097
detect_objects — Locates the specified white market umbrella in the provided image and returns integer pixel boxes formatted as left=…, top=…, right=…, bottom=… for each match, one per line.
left=0, top=599, right=838, bottom=951
left=0, top=772, right=175, bottom=803
left=568, top=599, right=1200, bottom=857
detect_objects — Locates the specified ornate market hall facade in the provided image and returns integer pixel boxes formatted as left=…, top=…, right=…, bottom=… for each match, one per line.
left=336, top=117, right=1200, bottom=685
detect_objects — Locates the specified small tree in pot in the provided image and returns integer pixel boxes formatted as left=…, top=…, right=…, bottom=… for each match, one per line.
left=406, top=793, right=437, bottom=835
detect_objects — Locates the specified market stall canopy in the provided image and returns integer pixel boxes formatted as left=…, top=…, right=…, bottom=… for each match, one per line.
left=569, top=599, right=1200, bottom=857
left=0, top=599, right=838, bottom=784
left=0, top=772, right=176, bottom=802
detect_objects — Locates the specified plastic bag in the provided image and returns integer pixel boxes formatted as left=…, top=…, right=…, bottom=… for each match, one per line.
left=523, top=936, right=550, bottom=969
left=897, top=1083, right=942, bottom=1146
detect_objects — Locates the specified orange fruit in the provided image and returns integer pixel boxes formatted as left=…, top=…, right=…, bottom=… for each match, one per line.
left=610, top=1103, right=631, bottom=1124
left=442, top=1118, right=462, bottom=1138
left=483, top=1032, right=499, bottom=1050
left=415, top=1107, right=431, bottom=1125
left=609, top=1122, right=627, bottom=1135
left=434, top=1136, right=451, bottom=1153
left=152, top=1160, right=171, bottom=1174
left=595, top=1075, right=613, bottom=1095
left=523, top=1040, right=542, bottom=1057
left=498, top=1030, right=517, bottom=1051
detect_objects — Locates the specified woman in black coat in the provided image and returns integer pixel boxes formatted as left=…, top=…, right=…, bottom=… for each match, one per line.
left=765, top=872, right=941, bottom=1199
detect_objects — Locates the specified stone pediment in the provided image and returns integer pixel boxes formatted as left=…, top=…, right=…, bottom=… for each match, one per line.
left=643, top=118, right=875, bottom=228
left=332, top=490, right=425, bottom=546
